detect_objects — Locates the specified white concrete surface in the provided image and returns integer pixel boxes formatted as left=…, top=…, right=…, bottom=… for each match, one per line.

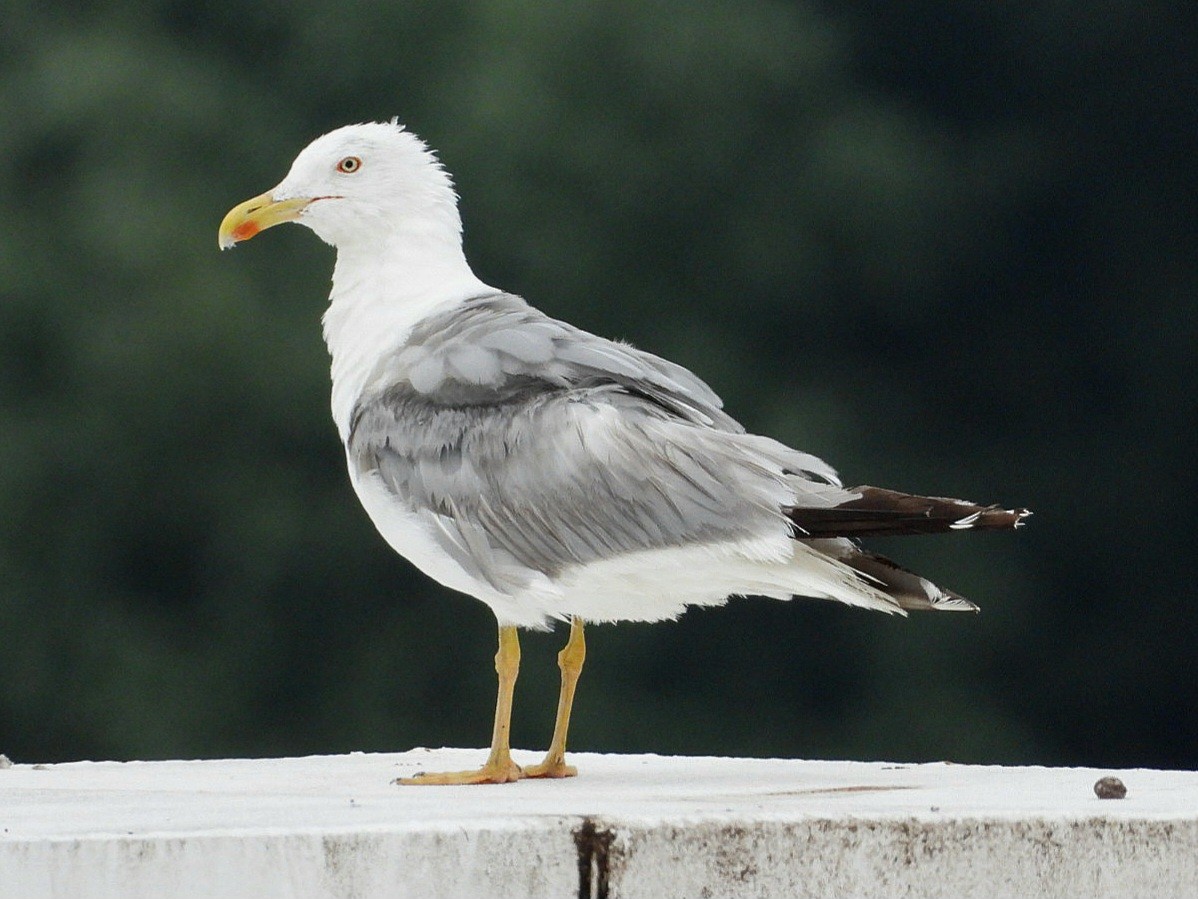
left=2, top=749, right=1196, bottom=898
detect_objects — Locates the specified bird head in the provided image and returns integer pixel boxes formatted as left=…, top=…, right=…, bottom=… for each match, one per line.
left=218, top=120, right=461, bottom=252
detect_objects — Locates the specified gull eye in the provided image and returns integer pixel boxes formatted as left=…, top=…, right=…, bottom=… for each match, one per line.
left=336, top=156, right=362, bottom=174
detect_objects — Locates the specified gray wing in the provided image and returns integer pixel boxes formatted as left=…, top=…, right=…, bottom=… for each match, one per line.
left=348, top=293, right=848, bottom=594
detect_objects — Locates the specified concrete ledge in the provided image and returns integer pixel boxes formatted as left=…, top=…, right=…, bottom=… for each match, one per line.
left=2, top=749, right=1196, bottom=898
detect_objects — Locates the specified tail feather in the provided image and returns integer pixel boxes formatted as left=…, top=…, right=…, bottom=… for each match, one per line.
left=788, top=485, right=1031, bottom=538
left=844, top=546, right=978, bottom=612
left=804, top=538, right=980, bottom=613
left=792, top=485, right=1031, bottom=613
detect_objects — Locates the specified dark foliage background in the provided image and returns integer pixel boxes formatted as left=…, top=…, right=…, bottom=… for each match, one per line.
left=2, top=0, right=1194, bottom=769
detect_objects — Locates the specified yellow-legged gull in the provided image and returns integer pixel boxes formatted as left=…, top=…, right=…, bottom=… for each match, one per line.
left=219, top=121, right=1029, bottom=785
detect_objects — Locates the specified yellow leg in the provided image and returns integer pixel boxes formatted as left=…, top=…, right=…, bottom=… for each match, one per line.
left=525, top=617, right=586, bottom=779
left=397, top=625, right=524, bottom=785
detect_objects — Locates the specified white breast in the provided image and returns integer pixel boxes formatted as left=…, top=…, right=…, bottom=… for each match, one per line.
left=321, top=232, right=494, bottom=440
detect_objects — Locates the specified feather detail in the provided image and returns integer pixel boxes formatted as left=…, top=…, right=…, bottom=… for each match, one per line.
left=788, top=485, right=1031, bottom=538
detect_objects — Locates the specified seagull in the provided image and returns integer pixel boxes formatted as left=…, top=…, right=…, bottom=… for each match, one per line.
left=219, top=120, right=1029, bottom=785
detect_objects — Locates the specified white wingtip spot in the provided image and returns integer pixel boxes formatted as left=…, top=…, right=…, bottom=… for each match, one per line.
left=926, top=580, right=981, bottom=612
left=933, top=595, right=981, bottom=612
left=950, top=511, right=982, bottom=530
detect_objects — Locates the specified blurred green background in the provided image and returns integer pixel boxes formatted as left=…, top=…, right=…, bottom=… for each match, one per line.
left=2, top=0, right=1194, bottom=770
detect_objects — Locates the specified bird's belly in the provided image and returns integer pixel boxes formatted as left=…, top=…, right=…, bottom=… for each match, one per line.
left=347, top=465, right=492, bottom=599
left=344, top=461, right=591, bottom=628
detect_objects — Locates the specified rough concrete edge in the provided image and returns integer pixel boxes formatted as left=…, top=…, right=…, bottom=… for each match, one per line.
left=596, top=815, right=1198, bottom=899
left=5, top=812, right=1198, bottom=899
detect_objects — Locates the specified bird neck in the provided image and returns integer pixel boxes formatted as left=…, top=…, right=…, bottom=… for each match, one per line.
left=322, top=226, right=493, bottom=440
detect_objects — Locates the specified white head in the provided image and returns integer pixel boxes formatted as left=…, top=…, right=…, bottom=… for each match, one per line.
left=219, top=120, right=463, bottom=253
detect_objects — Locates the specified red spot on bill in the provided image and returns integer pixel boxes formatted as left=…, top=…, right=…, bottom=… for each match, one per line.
left=232, top=221, right=260, bottom=242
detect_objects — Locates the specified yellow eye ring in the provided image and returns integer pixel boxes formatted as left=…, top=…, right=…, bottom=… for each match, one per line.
left=336, top=156, right=362, bottom=173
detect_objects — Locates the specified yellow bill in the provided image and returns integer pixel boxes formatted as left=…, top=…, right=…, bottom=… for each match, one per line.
left=218, top=193, right=312, bottom=249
